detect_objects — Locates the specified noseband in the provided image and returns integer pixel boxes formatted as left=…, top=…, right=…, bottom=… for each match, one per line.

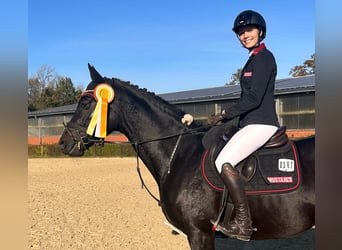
left=62, top=122, right=104, bottom=154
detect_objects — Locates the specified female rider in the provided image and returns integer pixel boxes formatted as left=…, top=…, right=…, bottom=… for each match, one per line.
left=181, top=10, right=280, bottom=241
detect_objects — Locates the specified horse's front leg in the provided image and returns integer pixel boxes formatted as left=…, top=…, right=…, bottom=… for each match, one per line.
left=187, top=229, right=215, bottom=250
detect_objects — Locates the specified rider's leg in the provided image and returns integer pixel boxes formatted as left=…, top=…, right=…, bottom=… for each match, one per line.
left=215, top=124, right=278, bottom=168
left=215, top=124, right=278, bottom=241
left=217, top=163, right=253, bottom=241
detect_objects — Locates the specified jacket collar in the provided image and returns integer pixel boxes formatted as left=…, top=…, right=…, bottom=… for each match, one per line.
left=249, top=43, right=266, bottom=56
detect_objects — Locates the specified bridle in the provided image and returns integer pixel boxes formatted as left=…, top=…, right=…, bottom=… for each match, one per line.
left=62, top=122, right=104, bottom=154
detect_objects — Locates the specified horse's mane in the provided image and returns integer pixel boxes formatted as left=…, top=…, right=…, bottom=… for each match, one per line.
left=105, top=77, right=185, bottom=119
left=86, top=63, right=185, bottom=120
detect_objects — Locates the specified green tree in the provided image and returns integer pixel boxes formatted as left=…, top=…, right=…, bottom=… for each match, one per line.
left=54, top=77, right=82, bottom=106
left=289, top=54, right=315, bottom=77
left=38, top=84, right=56, bottom=109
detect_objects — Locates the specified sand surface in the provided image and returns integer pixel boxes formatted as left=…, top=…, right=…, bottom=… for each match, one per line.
left=28, top=158, right=189, bottom=249
left=28, top=157, right=314, bottom=250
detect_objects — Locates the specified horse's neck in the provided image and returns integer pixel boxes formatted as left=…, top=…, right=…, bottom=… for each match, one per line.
left=117, top=95, right=186, bottom=184
left=123, top=123, right=183, bottom=185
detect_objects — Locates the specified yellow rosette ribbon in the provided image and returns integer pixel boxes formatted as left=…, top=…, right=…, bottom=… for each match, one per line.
left=86, top=83, right=115, bottom=138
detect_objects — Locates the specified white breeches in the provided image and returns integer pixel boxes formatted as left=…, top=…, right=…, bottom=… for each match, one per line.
left=215, top=124, right=278, bottom=173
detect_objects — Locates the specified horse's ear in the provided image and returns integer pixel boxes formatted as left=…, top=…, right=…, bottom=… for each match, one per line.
left=88, top=63, right=105, bottom=83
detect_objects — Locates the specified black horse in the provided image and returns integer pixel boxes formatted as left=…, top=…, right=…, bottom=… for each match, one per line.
left=59, top=65, right=315, bottom=250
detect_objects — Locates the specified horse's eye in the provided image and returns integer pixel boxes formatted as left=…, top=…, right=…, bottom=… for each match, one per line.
left=79, top=96, right=93, bottom=110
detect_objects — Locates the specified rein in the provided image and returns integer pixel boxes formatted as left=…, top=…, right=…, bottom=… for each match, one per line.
left=68, top=89, right=211, bottom=204
left=96, top=126, right=209, bottom=205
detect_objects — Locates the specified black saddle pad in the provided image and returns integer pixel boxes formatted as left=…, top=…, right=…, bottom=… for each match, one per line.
left=201, top=141, right=301, bottom=195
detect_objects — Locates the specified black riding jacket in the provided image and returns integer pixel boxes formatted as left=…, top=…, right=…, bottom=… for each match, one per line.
left=223, top=43, right=279, bottom=128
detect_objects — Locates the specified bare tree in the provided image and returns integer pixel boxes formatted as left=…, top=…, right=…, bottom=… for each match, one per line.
left=28, top=77, right=41, bottom=111
left=36, top=64, right=58, bottom=90
left=226, top=68, right=242, bottom=85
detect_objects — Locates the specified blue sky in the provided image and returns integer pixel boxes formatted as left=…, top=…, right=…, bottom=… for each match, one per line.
left=28, top=1, right=314, bottom=94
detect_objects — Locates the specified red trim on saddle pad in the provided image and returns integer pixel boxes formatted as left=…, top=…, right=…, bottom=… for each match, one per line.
left=201, top=141, right=301, bottom=195
left=201, top=150, right=223, bottom=191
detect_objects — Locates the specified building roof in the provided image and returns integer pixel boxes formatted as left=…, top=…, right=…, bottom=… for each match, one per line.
left=274, top=75, right=315, bottom=94
left=28, top=75, right=315, bottom=118
left=160, top=75, right=315, bottom=103
left=28, top=104, right=77, bottom=118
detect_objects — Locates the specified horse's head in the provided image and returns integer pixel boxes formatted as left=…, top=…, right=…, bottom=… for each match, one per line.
left=60, top=64, right=198, bottom=157
left=59, top=64, right=121, bottom=156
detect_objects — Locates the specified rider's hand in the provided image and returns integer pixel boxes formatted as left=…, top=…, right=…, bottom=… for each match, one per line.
left=181, top=114, right=194, bottom=126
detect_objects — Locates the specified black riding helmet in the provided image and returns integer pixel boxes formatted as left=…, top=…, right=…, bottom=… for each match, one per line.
left=232, top=10, right=266, bottom=41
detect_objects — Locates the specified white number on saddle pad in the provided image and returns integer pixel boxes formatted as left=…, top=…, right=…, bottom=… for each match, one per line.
left=278, top=159, right=295, bottom=172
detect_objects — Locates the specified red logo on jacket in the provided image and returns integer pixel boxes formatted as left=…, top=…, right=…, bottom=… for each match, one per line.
left=244, top=72, right=252, bottom=77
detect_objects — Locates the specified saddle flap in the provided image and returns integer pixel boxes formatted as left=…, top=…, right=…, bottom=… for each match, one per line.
left=236, top=156, right=257, bottom=182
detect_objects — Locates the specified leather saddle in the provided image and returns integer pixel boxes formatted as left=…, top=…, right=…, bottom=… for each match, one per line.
left=263, top=126, right=288, bottom=148
left=235, top=126, right=289, bottom=182
left=202, top=125, right=296, bottom=189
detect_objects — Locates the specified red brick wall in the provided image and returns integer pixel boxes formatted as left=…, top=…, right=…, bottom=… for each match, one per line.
left=28, top=129, right=314, bottom=145
left=28, top=134, right=128, bottom=145
left=286, top=129, right=315, bottom=139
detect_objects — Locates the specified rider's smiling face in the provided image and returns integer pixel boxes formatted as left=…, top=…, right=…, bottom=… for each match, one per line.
left=237, top=26, right=261, bottom=49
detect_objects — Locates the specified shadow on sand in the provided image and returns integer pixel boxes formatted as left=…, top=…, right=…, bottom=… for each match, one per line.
left=215, top=228, right=314, bottom=250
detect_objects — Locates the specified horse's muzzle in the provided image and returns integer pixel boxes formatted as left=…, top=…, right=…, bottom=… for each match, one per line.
left=59, top=123, right=88, bottom=156
left=59, top=133, right=85, bottom=156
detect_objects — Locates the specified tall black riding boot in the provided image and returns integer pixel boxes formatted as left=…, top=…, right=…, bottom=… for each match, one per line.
left=217, top=163, right=253, bottom=241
